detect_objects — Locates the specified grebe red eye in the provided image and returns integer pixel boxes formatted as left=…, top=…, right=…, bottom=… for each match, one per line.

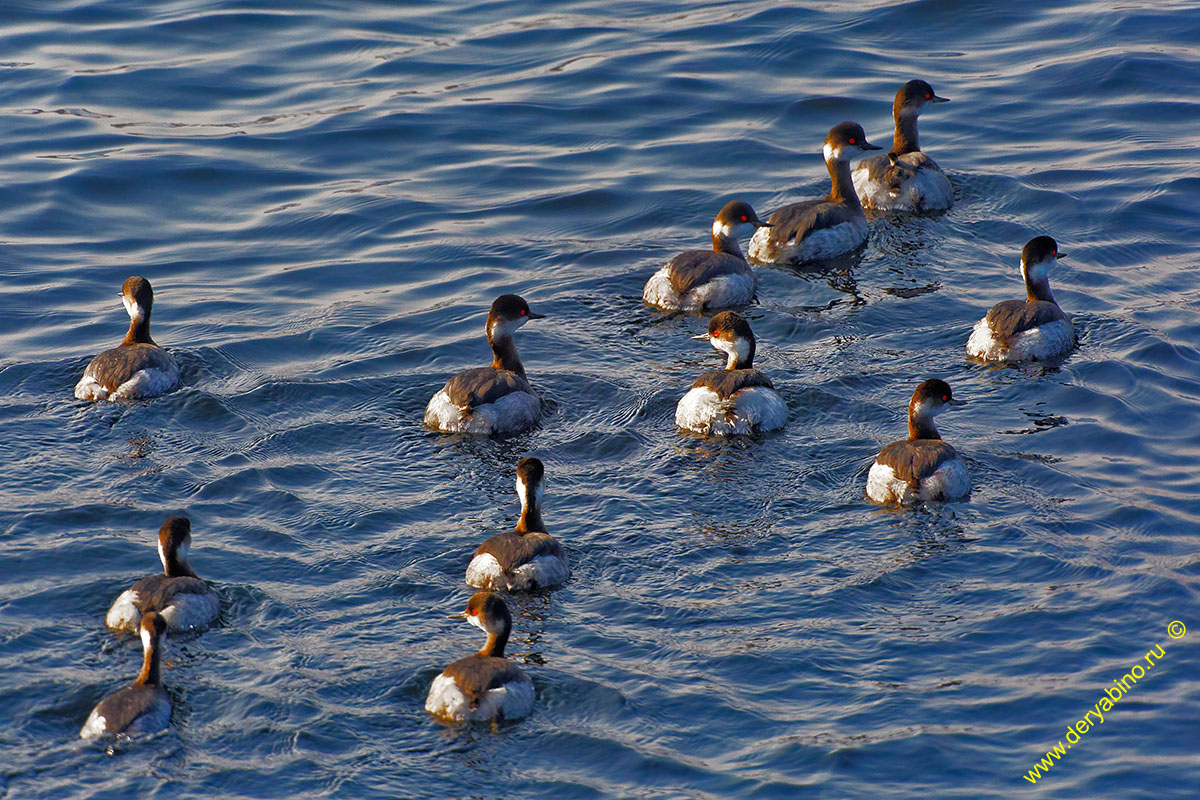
left=942, top=395, right=948, bottom=402
left=520, top=309, right=526, bottom=315
left=848, top=137, right=856, bottom=144
left=925, top=93, right=931, bottom=99
left=740, top=215, right=747, bottom=222
left=469, top=608, right=478, bottom=615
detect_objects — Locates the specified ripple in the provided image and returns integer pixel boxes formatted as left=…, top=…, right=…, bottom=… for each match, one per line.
left=1, top=0, right=1199, bottom=798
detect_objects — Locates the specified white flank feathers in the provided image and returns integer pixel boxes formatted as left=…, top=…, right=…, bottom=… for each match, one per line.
left=79, top=710, right=109, bottom=739
left=159, top=591, right=221, bottom=632
left=748, top=219, right=868, bottom=264
left=866, top=457, right=970, bottom=504
left=966, top=317, right=1074, bottom=362
left=643, top=268, right=754, bottom=311
left=465, top=553, right=568, bottom=592
left=852, top=159, right=952, bottom=212
left=110, top=367, right=180, bottom=402
left=425, top=672, right=534, bottom=722
left=424, top=388, right=540, bottom=435
left=675, top=386, right=787, bottom=435
left=106, top=590, right=142, bottom=632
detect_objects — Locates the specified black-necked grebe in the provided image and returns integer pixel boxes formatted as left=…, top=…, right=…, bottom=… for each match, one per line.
left=748, top=122, right=881, bottom=263
left=866, top=379, right=969, bottom=504
left=75, top=276, right=180, bottom=402
left=424, top=294, right=546, bottom=435
left=676, top=311, right=787, bottom=435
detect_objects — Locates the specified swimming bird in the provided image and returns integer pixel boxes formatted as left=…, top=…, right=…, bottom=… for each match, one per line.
left=80, top=612, right=170, bottom=739
left=642, top=200, right=771, bottom=311
left=866, top=379, right=969, bottom=504
left=425, top=592, right=534, bottom=723
left=748, top=122, right=881, bottom=264
left=424, top=294, right=546, bottom=435
left=466, top=457, right=568, bottom=592
left=966, top=236, right=1075, bottom=362
left=676, top=311, right=787, bottom=435
left=106, top=516, right=220, bottom=634
left=75, top=276, right=181, bottom=402
left=852, top=80, right=953, bottom=212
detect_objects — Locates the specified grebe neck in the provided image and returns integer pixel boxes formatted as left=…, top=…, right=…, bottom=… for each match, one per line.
left=478, top=627, right=509, bottom=658
left=488, top=333, right=526, bottom=377
left=121, top=314, right=155, bottom=346
left=135, top=635, right=162, bottom=686
left=712, top=231, right=744, bottom=258
left=1023, top=262, right=1057, bottom=304
left=891, top=110, right=920, bottom=156
left=827, top=157, right=863, bottom=210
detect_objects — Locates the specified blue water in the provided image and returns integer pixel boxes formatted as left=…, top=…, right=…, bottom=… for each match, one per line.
left=2, top=1, right=1199, bottom=797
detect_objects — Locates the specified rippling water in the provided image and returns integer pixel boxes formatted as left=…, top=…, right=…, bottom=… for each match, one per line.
left=2, top=1, right=1198, bottom=797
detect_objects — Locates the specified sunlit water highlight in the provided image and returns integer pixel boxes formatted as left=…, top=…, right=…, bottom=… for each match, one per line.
left=1, top=1, right=1198, bottom=798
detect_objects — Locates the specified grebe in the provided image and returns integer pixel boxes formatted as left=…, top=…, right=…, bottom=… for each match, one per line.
left=966, top=236, right=1075, bottom=362
left=852, top=80, right=953, bottom=212
left=748, top=122, right=881, bottom=264
left=643, top=200, right=771, bottom=311
left=866, top=379, right=969, bottom=504
left=80, top=612, right=170, bottom=739
left=466, top=457, right=568, bottom=592
left=676, top=311, right=787, bottom=435
left=425, top=592, right=534, bottom=723
left=425, top=294, right=546, bottom=435
left=75, top=276, right=180, bottom=402
left=106, top=516, right=220, bottom=634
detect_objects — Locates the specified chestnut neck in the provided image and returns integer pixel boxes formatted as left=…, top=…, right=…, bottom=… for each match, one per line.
left=163, top=554, right=199, bottom=579
left=477, top=626, right=510, bottom=658
left=712, top=232, right=745, bottom=258
left=514, top=494, right=545, bottom=534
left=136, top=635, right=162, bottom=685
left=488, top=331, right=526, bottom=377
left=121, top=313, right=155, bottom=346
left=891, top=111, right=920, bottom=156
left=826, top=157, right=863, bottom=210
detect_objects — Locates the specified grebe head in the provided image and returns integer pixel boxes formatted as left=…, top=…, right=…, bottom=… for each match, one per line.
left=455, top=591, right=514, bottom=640
left=1021, top=235, right=1066, bottom=282
left=514, top=456, right=545, bottom=510
left=140, top=610, right=167, bottom=652
left=120, top=276, right=154, bottom=323
left=694, top=311, right=756, bottom=370
left=136, top=611, right=168, bottom=685
left=908, top=378, right=965, bottom=438
left=486, top=294, right=545, bottom=342
left=712, top=200, right=771, bottom=240
left=896, top=79, right=950, bottom=117
left=157, top=516, right=194, bottom=577
left=823, top=121, right=882, bottom=163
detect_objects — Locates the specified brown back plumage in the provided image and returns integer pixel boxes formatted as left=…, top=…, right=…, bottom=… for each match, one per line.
left=691, top=368, right=774, bottom=399
left=443, top=366, right=534, bottom=408
left=82, top=344, right=177, bottom=392
left=667, top=251, right=751, bottom=294
left=442, top=654, right=528, bottom=711
left=127, top=573, right=210, bottom=613
left=475, top=530, right=564, bottom=572
left=984, top=299, right=1068, bottom=345
left=875, top=439, right=960, bottom=486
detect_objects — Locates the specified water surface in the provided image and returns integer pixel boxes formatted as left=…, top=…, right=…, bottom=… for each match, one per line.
left=1, top=1, right=1198, bottom=798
